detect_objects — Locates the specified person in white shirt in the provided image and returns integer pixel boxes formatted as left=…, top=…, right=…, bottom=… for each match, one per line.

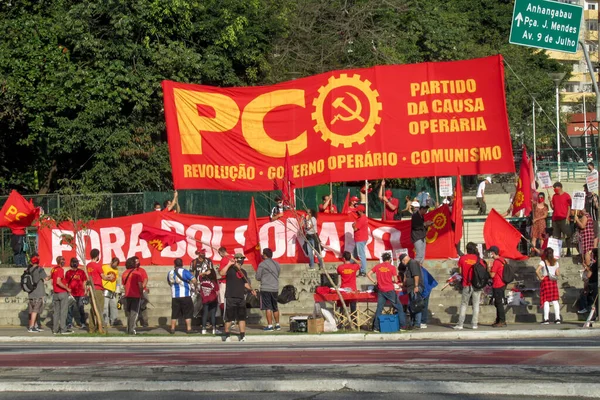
left=476, top=177, right=491, bottom=215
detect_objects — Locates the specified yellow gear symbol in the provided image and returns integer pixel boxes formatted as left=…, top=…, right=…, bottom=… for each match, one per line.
left=431, top=213, right=447, bottom=230
left=311, top=73, right=383, bottom=148
left=514, top=191, right=524, bottom=207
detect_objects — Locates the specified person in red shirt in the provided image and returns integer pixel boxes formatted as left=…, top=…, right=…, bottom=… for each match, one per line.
left=132, top=256, right=150, bottom=328
left=347, top=196, right=360, bottom=215
left=121, top=257, right=145, bottom=335
left=367, top=253, right=406, bottom=331
left=454, top=242, right=485, bottom=330
left=337, top=251, right=360, bottom=318
left=65, top=258, right=87, bottom=329
left=550, top=182, right=572, bottom=257
left=378, top=180, right=399, bottom=221
left=319, top=195, right=338, bottom=214
left=487, top=246, right=507, bottom=328
left=217, top=247, right=234, bottom=321
left=86, top=248, right=112, bottom=333
left=51, top=259, right=72, bottom=334
left=352, top=205, right=368, bottom=276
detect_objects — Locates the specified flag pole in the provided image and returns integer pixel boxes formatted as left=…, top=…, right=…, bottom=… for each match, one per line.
left=329, top=182, right=333, bottom=213
left=434, top=175, right=439, bottom=206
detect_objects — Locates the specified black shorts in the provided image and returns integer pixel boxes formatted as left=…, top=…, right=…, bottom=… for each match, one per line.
left=260, top=291, right=279, bottom=311
left=225, top=297, right=247, bottom=322
left=171, top=297, right=194, bottom=320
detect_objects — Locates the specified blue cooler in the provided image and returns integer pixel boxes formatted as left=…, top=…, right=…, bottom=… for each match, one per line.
left=378, top=314, right=399, bottom=332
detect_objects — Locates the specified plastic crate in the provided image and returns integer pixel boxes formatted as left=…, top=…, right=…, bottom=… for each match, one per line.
left=378, top=314, right=399, bottom=333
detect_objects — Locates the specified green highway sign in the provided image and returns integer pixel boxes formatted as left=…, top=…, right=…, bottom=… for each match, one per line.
left=509, top=0, right=583, bottom=53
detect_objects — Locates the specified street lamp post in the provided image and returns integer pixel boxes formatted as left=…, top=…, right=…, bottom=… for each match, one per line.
left=549, top=72, right=566, bottom=181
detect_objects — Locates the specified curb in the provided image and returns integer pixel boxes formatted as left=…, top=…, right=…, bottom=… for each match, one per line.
left=1, top=380, right=599, bottom=397
left=0, top=328, right=597, bottom=343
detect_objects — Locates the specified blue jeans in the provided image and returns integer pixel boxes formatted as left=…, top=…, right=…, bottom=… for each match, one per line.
left=373, top=290, right=406, bottom=330
left=421, top=295, right=430, bottom=324
left=353, top=241, right=367, bottom=274
left=410, top=292, right=422, bottom=327
left=67, top=296, right=86, bottom=326
left=306, top=235, right=323, bottom=269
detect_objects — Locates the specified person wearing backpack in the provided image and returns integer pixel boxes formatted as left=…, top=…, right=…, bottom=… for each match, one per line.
left=535, top=247, right=562, bottom=324
left=200, top=268, right=220, bottom=335
left=454, top=242, right=486, bottom=330
left=26, top=255, right=47, bottom=333
left=256, top=248, right=281, bottom=332
left=488, top=246, right=507, bottom=328
left=167, top=258, right=197, bottom=334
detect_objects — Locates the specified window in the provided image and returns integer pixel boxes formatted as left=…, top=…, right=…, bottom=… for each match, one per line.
left=589, top=4, right=597, bottom=10
left=587, top=20, right=598, bottom=31
left=564, top=83, right=579, bottom=92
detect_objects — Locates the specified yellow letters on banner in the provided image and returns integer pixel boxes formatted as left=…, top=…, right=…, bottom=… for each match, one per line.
left=4, top=205, right=27, bottom=223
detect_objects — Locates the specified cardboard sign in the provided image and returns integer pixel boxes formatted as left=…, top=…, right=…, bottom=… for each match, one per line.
left=587, top=171, right=598, bottom=192
left=572, top=191, right=586, bottom=211
left=439, top=177, right=453, bottom=197
left=537, top=171, right=553, bottom=189
left=547, top=237, right=562, bottom=259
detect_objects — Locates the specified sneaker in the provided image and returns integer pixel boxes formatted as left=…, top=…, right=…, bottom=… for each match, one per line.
left=555, top=319, right=562, bottom=325
left=80, top=324, right=86, bottom=330
left=420, top=324, right=427, bottom=329
left=53, top=331, right=60, bottom=335
left=66, top=324, right=73, bottom=330
left=240, top=337, right=246, bottom=342
left=578, top=309, right=589, bottom=314
left=201, top=329, right=207, bottom=335
left=453, top=325, right=463, bottom=330
left=213, top=328, right=221, bottom=335
left=472, top=325, right=478, bottom=330
left=224, top=336, right=231, bottom=342
left=492, top=322, right=507, bottom=328
left=275, top=324, right=281, bottom=331
left=27, top=327, right=39, bottom=333
left=541, top=320, right=550, bottom=325
left=61, top=330, right=74, bottom=335
left=359, top=272, right=367, bottom=277
left=36, top=326, right=44, bottom=332
left=373, top=328, right=380, bottom=333
left=263, top=326, right=274, bottom=332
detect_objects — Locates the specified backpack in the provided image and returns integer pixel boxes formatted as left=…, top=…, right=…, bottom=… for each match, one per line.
left=20, top=265, right=39, bottom=294
left=501, top=260, right=516, bottom=284
left=471, top=257, right=490, bottom=290
left=200, top=279, right=218, bottom=304
left=277, top=285, right=298, bottom=304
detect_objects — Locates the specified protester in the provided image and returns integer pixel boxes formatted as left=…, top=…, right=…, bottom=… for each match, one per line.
left=121, top=257, right=144, bottom=335
left=270, top=197, right=287, bottom=221
left=65, top=258, right=87, bottom=330
left=11, top=232, right=26, bottom=267
left=584, top=184, right=599, bottom=243
left=102, top=257, right=119, bottom=327
left=454, top=242, right=484, bottom=330
left=367, top=252, right=406, bottom=332
left=220, top=253, right=256, bottom=342
left=51, top=257, right=72, bottom=334
left=488, top=246, right=507, bottom=328
left=167, top=258, right=197, bottom=334
left=532, top=193, right=549, bottom=249
left=200, top=268, right=220, bottom=335
left=574, top=209, right=595, bottom=262
left=578, top=248, right=598, bottom=316
left=378, top=179, right=399, bottom=221
left=303, top=209, right=323, bottom=270
left=411, top=203, right=433, bottom=265
left=588, top=161, right=597, bottom=175
left=134, top=256, right=150, bottom=328
left=337, top=251, right=360, bottom=319
left=416, top=187, right=429, bottom=209
left=26, top=255, right=47, bottom=333
left=550, top=182, right=572, bottom=257
left=256, top=248, right=281, bottom=332
left=352, top=204, right=368, bottom=276
left=400, top=195, right=413, bottom=218
left=319, top=195, right=338, bottom=214
left=536, top=247, right=562, bottom=324
left=163, top=190, right=180, bottom=213
left=217, top=247, right=232, bottom=323
left=190, top=248, right=214, bottom=280
left=475, top=177, right=491, bottom=215
left=153, top=202, right=162, bottom=211
left=399, top=253, right=423, bottom=329
left=86, top=249, right=111, bottom=333
left=359, top=182, right=372, bottom=204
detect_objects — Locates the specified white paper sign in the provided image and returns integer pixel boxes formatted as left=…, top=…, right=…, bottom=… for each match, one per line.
left=587, top=171, right=598, bottom=192
left=537, top=171, right=553, bottom=189
left=439, top=177, right=453, bottom=197
left=572, top=191, right=586, bottom=211
left=547, top=237, right=562, bottom=259
left=476, top=243, right=484, bottom=259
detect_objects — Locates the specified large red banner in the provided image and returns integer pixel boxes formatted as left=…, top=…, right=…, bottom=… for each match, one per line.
left=38, top=206, right=456, bottom=266
left=163, top=55, right=514, bottom=191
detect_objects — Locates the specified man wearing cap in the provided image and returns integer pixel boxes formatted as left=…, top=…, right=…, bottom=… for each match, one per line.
left=378, top=179, right=399, bottom=221
left=352, top=205, right=369, bottom=276
left=550, top=181, right=572, bottom=257
left=476, top=177, right=492, bottom=215
left=256, top=248, right=281, bottom=332
left=220, top=253, right=256, bottom=342
left=399, top=253, right=424, bottom=329
left=347, top=196, right=360, bottom=215
left=191, top=248, right=214, bottom=280
left=488, top=246, right=507, bottom=328
left=411, top=203, right=433, bottom=265
left=367, top=252, right=406, bottom=332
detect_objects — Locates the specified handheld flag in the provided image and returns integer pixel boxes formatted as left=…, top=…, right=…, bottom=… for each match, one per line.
left=281, top=145, right=296, bottom=207
left=341, top=189, right=351, bottom=214
left=512, top=146, right=532, bottom=216
left=139, top=225, right=188, bottom=251
left=451, top=176, right=463, bottom=245
left=243, top=197, right=261, bottom=271
left=483, top=209, right=528, bottom=260
left=0, top=190, right=40, bottom=235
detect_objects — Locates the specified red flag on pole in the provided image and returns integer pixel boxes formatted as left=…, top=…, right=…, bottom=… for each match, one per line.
left=139, top=225, right=188, bottom=251
left=512, top=146, right=532, bottom=216
left=243, top=197, right=261, bottom=271
left=484, top=209, right=528, bottom=260
left=282, top=146, right=296, bottom=208
left=341, top=189, right=351, bottom=214
left=451, top=176, right=463, bottom=245
left=0, top=190, right=40, bottom=235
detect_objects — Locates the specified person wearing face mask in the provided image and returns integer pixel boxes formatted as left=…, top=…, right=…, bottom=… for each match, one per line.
left=574, top=208, right=595, bottom=261
left=532, top=193, right=549, bottom=250
left=550, top=182, right=572, bottom=257
left=270, top=197, right=288, bottom=222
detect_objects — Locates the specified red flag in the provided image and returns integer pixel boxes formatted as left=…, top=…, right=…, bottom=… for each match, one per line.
left=139, top=225, right=188, bottom=251
left=451, top=177, right=463, bottom=245
left=341, top=189, right=351, bottom=214
left=281, top=145, right=296, bottom=207
left=484, top=209, right=528, bottom=260
left=243, top=197, right=261, bottom=271
left=0, top=190, right=40, bottom=235
left=512, top=146, right=532, bottom=216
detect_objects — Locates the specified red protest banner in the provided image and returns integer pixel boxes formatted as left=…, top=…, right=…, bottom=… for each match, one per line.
left=163, top=55, right=514, bottom=191
left=38, top=206, right=456, bottom=266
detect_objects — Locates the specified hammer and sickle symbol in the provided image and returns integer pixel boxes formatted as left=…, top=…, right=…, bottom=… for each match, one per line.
left=330, top=92, right=364, bottom=125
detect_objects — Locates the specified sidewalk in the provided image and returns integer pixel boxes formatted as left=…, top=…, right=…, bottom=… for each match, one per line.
left=2, top=321, right=598, bottom=342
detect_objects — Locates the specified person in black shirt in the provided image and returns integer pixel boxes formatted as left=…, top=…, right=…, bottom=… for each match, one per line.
left=411, top=204, right=433, bottom=265
left=584, top=184, right=599, bottom=240
left=219, top=253, right=256, bottom=342
left=579, top=249, right=598, bottom=316
left=399, top=253, right=424, bottom=329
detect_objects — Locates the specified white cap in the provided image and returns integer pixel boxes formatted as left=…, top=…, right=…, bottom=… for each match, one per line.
left=411, top=201, right=420, bottom=208
left=486, top=177, right=492, bottom=184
